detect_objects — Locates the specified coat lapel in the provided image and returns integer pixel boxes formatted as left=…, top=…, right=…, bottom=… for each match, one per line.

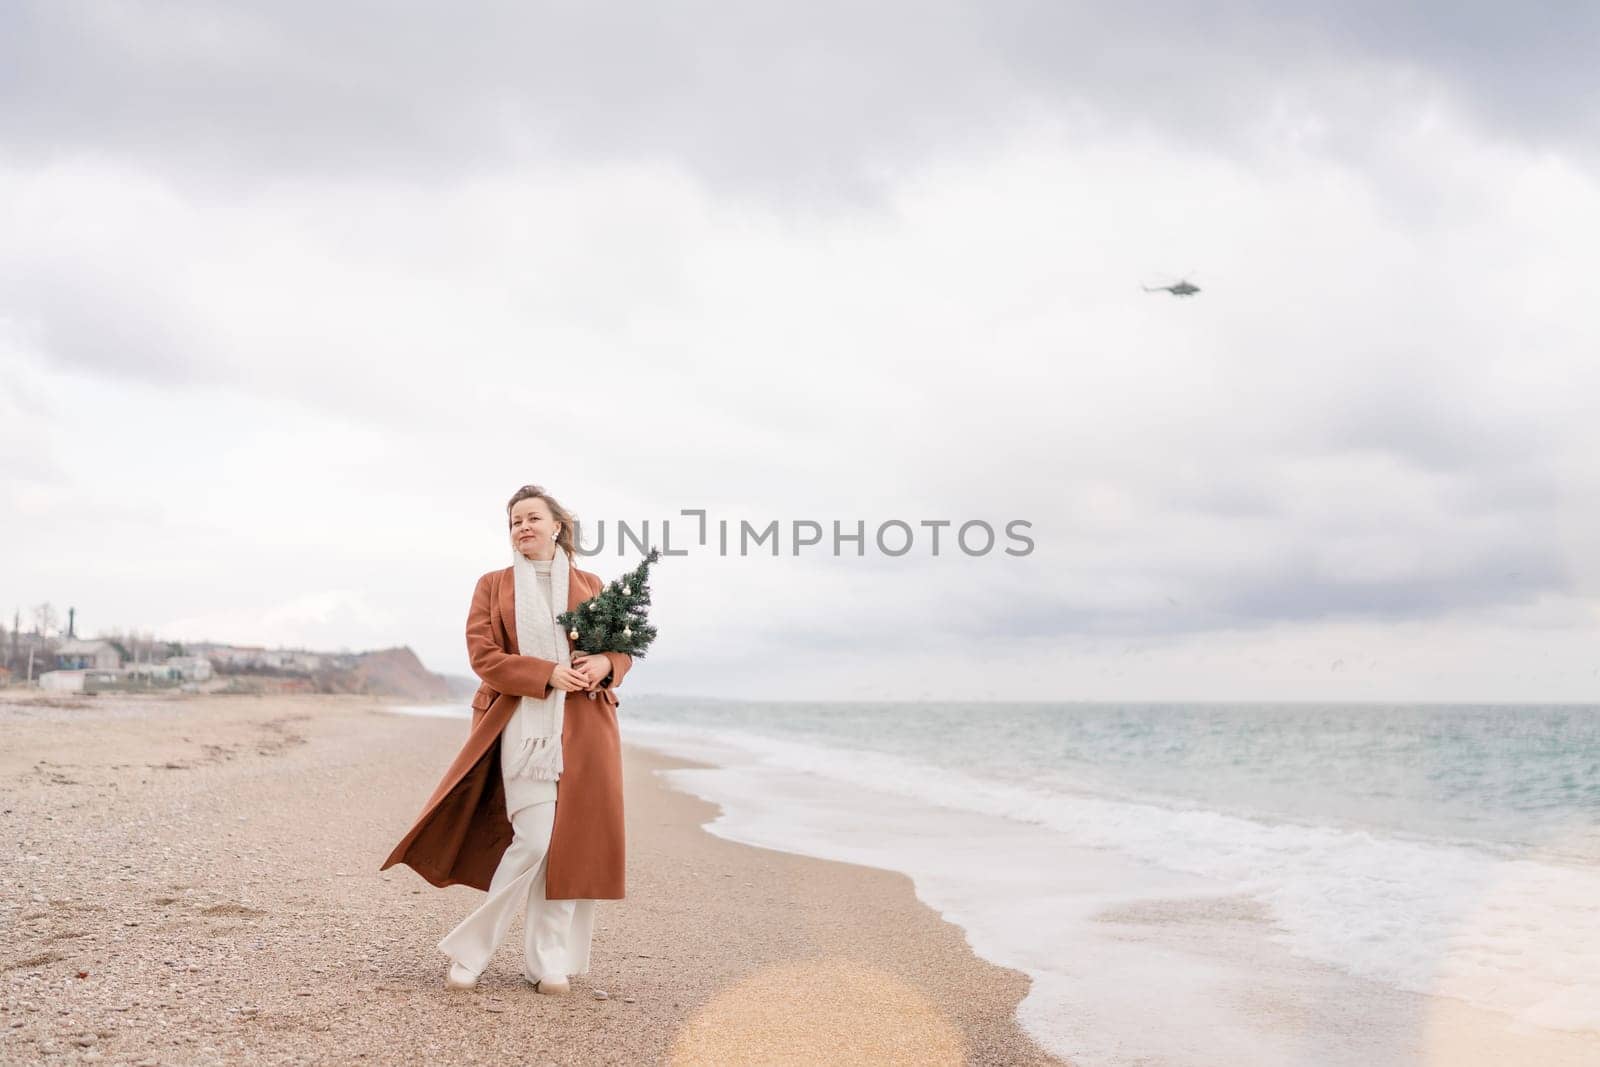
left=496, top=567, right=518, bottom=653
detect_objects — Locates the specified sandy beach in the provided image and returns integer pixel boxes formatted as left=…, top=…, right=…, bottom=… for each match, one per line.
left=0, top=692, right=1062, bottom=1066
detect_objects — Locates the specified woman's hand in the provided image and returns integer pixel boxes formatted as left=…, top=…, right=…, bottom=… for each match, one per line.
left=570, top=653, right=611, bottom=689
left=548, top=664, right=592, bottom=692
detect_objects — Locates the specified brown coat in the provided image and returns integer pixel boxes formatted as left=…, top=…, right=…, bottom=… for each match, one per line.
left=380, top=563, right=634, bottom=899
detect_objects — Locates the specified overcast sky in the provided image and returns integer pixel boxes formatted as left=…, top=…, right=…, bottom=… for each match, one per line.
left=4, top=2, right=1598, bottom=702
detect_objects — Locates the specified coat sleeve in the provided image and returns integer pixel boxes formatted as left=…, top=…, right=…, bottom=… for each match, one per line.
left=466, top=572, right=556, bottom=698
left=599, top=651, right=633, bottom=692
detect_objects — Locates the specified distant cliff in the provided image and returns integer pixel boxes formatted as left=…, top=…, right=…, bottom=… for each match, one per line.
left=331, top=647, right=452, bottom=700
left=203, top=643, right=462, bottom=701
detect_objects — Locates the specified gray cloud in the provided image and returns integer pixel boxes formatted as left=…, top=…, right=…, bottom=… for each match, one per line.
left=4, top=265, right=218, bottom=386
left=2, top=2, right=1595, bottom=205
left=963, top=539, right=1572, bottom=646
left=1297, top=382, right=1562, bottom=480
left=1208, top=545, right=1570, bottom=625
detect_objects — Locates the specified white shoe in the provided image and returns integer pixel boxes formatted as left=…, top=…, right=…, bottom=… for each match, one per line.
left=445, top=961, right=480, bottom=991
left=529, top=974, right=570, bottom=995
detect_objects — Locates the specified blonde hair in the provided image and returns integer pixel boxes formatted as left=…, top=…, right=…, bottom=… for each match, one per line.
left=505, top=484, right=578, bottom=559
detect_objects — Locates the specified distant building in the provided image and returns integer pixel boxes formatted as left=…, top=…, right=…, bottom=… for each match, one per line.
left=54, top=639, right=121, bottom=671
left=165, top=655, right=213, bottom=682
left=39, top=669, right=82, bottom=691
left=209, top=645, right=267, bottom=669
left=263, top=650, right=323, bottom=672
left=125, top=662, right=180, bottom=683
left=43, top=666, right=181, bottom=693
left=203, top=645, right=321, bottom=673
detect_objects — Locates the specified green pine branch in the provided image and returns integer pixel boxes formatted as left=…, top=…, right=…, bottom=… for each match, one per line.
left=558, top=547, right=661, bottom=658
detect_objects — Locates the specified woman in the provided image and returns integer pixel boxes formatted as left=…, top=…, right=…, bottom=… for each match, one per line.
left=380, top=485, right=634, bottom=995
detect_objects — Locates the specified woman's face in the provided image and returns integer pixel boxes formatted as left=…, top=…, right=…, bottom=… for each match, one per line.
left=509, top=497, right=560, bottom=561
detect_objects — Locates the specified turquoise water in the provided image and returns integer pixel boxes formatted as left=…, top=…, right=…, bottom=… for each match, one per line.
left=616, top=697, right=1600, bottom=1052
left=623, top=699, right=1600, bottom=864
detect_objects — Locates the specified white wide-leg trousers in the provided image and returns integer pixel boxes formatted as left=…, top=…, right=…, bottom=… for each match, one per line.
left=436, top=799, right=596, bottom=982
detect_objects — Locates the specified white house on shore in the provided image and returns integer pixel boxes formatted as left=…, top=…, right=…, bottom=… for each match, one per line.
left=54, top=639, right=122, bottom=671
left=39, top=668, right=122, bottom=692
left=165, top=655, right=213, bottom=682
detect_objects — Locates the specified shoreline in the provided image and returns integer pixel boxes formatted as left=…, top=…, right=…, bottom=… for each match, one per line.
left=0, top=692, right=1062, bottom=1065
left=620, top=711, right=1600, bottom=1067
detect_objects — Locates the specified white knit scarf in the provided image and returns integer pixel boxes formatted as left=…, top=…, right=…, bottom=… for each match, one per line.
left=504, top=546, right=571, bottom=781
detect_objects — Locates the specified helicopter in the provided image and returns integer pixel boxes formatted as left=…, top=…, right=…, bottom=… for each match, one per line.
left=1142, top=274, right=1201, bottom=297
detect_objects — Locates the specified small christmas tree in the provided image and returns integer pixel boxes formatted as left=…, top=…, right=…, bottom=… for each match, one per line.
left=559, top=547, right=660, bottom=658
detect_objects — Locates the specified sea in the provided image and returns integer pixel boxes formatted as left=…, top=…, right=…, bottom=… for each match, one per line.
left=389, top=697, right=1600, bottom=1065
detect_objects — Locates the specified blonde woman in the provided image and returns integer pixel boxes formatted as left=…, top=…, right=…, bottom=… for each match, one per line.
left=382, top=485, right=633, bottom=993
